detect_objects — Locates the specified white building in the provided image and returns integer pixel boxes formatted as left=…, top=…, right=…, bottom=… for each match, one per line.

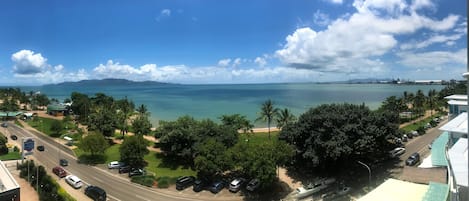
left=445, top=95, right=468, bottom=120
left=0, top=160, right=20, bottom=201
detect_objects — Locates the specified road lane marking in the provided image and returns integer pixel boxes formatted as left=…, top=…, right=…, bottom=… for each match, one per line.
left=108, top=194, right=122, bottom=201
left=136, top=194, right=152, bottom=201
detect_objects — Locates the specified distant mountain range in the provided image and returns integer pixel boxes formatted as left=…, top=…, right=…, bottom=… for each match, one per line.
left=43, top=78, right=171, bottom=87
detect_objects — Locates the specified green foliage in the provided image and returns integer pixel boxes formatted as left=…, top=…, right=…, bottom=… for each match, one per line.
left=131, top=175, right=156, bottom=187
left=79, top=132, right=109, bottom=156
left=280, top=103, right=398, bottom=173
left=276, top=108, right=297, bottom=129
left=0, top=151, right=21, bottom=160
left=219, top=114, right=251, bottom=130
left=70, top=92, right=91, bottom=122
left=157, top=116, right=238, bottom=161
left=50, top=120, right=63, bottom=137
left=156, top=176, right=178, bottom=188
left=0, top=133, right=8, bottom=155
left=256, top=99, right=280, bottom=138
left=194, top=139, right=229, bottom=178
left=132, top=115, right=152, bottom=135
left=87, top=106, right=117, bottom=137
left=120, top=135, right=149, bottom=168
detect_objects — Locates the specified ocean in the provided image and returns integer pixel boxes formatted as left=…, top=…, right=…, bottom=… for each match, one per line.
left=19, top=83, right=444, bottom=127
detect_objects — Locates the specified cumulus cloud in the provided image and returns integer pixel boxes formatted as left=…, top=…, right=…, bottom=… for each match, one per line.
left=254, top=57, right=267, bottom=67
left=156, top=9, right=171, bottom=21
left=400, top=33, right=464, bottom=50
left=232, top=58, right=242, bottom=67
left=217, top=58, right=231, bottom=67
left=276, top=0, right=462, bottom=74
left=12, top=50, right=48, bottom=74
left=313, top=10, right=331, bottom=27
left=324, top=0, right=343, bottom=4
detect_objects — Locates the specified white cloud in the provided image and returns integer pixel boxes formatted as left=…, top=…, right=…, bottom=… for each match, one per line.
left=254, top=57, right=267, bottom=67
left=217, top=58, right=231, bottom=67
left=400, top=33, right=464, bottom=50
left=325, top=0, right=343, bottom=4
left=313, top=10, right=331, bottom=27
left=397, top=48, right=467, bottom=69
left=11, top=50, right=47, bottom=74
left=156, top=9, right=171, bottom=21
left=232, top=58, right=241, bottom=67
left=276, top=0, right=462, bottom=75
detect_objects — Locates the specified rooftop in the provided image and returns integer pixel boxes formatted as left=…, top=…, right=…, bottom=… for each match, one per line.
left=448, top=138, right=468, bottom=187
left=447, top=100, right=467, bottom=106
left=440, top=112, right=467, bottom=134
left=358, top=179, right=428, bottom=201
left=445, top=95, right=468, bottom=100
left=0, top=160, right=20, bottom=193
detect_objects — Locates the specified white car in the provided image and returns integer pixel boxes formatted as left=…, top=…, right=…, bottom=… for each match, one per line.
left=107, top=161, right=124, bottom=169
left=296, top=178, right=335, bottom=198
left=389, top=147, right=406, bottom=158
left=65, top=175, right=83, bottom=189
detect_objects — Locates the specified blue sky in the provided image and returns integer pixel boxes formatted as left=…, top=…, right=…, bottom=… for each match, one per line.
left=0, top=0, right=466, bottom=85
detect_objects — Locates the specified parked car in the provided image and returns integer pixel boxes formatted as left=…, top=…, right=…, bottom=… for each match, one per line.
left=209, top=181, right=224, bottom=194
left=128, top=168, right=145, bottom=177
left=407, top=133, right=413, bottom=139
left=193, top=178, right=208, bottom=192
left=1, top=122, right=7, bottom=127
left=37, top=145, right=45, bottom=151
left=406, top=152, right=420, bottom=166
left=10, top=135, right=17, bottom=140
left=118, top=166, right=130, bottom=174
left=411, top=131, right=419, bottom=137
left=85, top=185, right=107, bottom=201
left=246, top=178, right=260, bottom=192
left=60, top=159, right=68, bottom=166
left=65, top=175, right=83, bottom=189
left=389, top=147, right=406, bottom=158
left=296, top=178, right=336, bottom=198
left=229, top=178, right=246, bottom=193
left=176, top=176, right=195, bottom=190
left=107, top=161, right=124, bottom=169
left=52, top=166, right=67, bottom=178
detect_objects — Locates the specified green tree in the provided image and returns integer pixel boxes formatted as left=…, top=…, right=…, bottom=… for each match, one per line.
left=70, top=92, right=91, bottom=122
left=280, top=103, right=397, bottom=173
left=132, top=115, right=152, bottom=135
left=276, top=108, right=296, bottom=129
left=50, top=120, right=63, bottom=137
left=194, top=139, right=229, bottom=178
left=80, top=132, right=109, bottom=156
left=137, top=104, right=149, bottom=116
left=120, top=135, right=149, bottom=168
left=256, top=99, right=279, bottom=139
left=379, top=96, right=407, bottom=114
left=88, top=106, right=117, bottom=137
left=413, top=90, right=426, bottom=116
left=427, top=89, right=438, bottom=116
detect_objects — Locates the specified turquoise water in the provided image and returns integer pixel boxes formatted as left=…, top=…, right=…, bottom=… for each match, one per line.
left=19, top=83, right=444, bottom=127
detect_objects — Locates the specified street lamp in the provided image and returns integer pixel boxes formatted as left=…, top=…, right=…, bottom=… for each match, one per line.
left=357, top=160, right=371, bottom=190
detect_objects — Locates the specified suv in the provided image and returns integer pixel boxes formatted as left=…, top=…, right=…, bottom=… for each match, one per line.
left=1, top=122, right=7, bottom=128
left=118, top=166, right=130, bottom=174
left=246, top=178, right=260, bottom=192
left=406, top=152, right=420, bottom=166
left=229, top=178, right=246, bottom=193
left=209, top=181, right=224, bottom=194
left=85, top=185, right=107, bottom=201
left=193, top=178, right=208, bottom=192
left=176, top=176, right=195, bottom=190
left=65, top=175, right=83, bottom=189
left=37, top=145, right=45, bottom=151
left=128, top=168, right=145, bottom=177
left=108, top=161, right=124, bottom=169
left=52, top=166, right=67, bottom=178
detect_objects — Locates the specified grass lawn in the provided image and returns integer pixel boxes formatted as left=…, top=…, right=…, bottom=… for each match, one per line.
left=105, top=144, right=121, bottom=163
left=27, top=117, right=77, bottom=137
left=401, top=114, right=440, bottom=132
left=144, top=151, right=196, bottom=178
left=0, top=151, right=21, bottom=160
left=239, top=131, right=279, bottom=144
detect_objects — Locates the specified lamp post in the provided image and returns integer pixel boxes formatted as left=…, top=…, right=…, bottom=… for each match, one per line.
left=357, top=160, right=371, bottom=190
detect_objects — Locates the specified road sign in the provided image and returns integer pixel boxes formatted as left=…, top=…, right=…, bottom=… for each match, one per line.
left=23, top=138, right=35, bottom=156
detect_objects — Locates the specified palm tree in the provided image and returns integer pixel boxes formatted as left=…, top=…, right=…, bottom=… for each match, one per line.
left=427, top=89, right=438, bottom=116
left=256, top=99, right=279, bottom=139
left=276, top=108, right=296, bottom=129
left=136, top=104, right=149, bottom=116
left=414, top=90, right=426, bottom=116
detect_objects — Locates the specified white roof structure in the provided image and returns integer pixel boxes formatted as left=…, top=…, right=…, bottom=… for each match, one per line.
left=440, top=112, right=468, bottom=134
left=448, top=100, right=468, bottom=106
left=0, top=160, right=20, bottom=194
left=448, top=138, right=468, bottom=187
left=358, top=179, right=428, bottom=201
left=445, top=95, right=468, bottom=101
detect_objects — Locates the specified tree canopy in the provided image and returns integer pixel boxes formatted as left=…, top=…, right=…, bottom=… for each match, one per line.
left=120, top=135, right=149, bottom=168
left=279, top=103, right=398, bottom=173
left=79, top=132, right=109, bottom=156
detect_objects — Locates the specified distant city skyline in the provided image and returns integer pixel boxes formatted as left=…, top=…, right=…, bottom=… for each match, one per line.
left=0, top=0, right=466, bottom=85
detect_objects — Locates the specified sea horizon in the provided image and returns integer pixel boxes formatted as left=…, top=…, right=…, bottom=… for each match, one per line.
left=14, top=82, right=445, bottom=128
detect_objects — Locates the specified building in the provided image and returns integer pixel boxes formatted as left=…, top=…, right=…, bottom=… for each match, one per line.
left=0, top=160, right=20, bottom=201
left=445, top=95, right=468, bottom=120
left=46, top=104, right=70, bottom=116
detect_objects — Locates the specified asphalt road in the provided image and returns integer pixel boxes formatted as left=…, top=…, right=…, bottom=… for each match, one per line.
left=6, top=123, right=243, bottom=201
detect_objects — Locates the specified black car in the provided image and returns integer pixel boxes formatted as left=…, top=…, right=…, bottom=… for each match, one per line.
left=37, top=145, right=45, bottom=151
left=128, top=168, right=145, bottom=177
left=209, top=181, right=224, bottom=194
left=193, top=178, right=208, bottom=192
left=1, top=122, right=7, bottom=128
left=176, top=176, right=195, bottom=190
left=246, top=178, right=260, bottom=192
left=60, top=159, right=68, bottom=166
left=10, top=135, right=17, bottom=140
left=85, top=185, right=107, bottom=201
left=406, top=152, right=420, bottom=166
left=118, top=166, right=130, bottom=174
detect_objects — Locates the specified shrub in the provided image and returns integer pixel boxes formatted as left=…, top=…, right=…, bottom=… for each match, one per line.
left=131, top=175, right=156, bottom=187
left=156, top=176, right=178, bottom=188
left=417, top=126, right=426, bottom=135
